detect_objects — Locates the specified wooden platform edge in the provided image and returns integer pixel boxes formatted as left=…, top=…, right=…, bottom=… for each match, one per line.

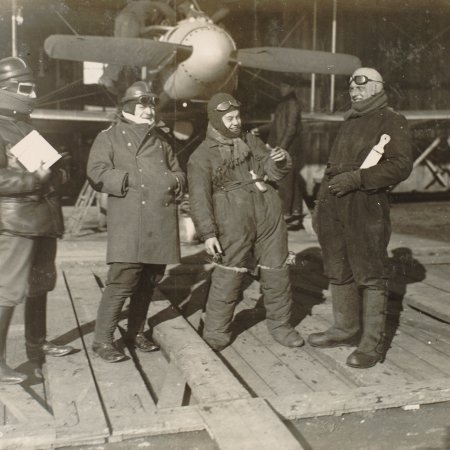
left=149, top=293, right=251, bottom=404
left=267, top=378, right=450, bottom=420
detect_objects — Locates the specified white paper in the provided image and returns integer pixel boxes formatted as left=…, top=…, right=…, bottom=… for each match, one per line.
left=9, top=130, right=62, bottom=172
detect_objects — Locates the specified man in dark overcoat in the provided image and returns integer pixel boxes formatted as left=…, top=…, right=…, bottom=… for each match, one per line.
left=308, top=67, right=413, bottom=368
left=0, top=57, right=73, bottom=384
left=187, top=93, right=304, bottom=351
left=87, top=81, right=186, bottom=362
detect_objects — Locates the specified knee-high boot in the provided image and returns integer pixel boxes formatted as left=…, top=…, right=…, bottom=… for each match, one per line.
left=0, top=306, right=27, bottom=384
left=203, top=266, right=244, bottom=351
left=25, top=294, right=73, bottom=363
left=126, top=293, right=159, bottom=352
left=346, top=288, right=387, bottom=369
left=259, top=267, right=304, bottom=347
left=308, top=282, right=361, bottom=348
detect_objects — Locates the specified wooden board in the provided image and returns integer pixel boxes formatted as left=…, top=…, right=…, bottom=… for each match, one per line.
left=63, top=266, right=162, bottom=441
left=404, top=281, right=450, bottom=322
left=148, top=293, right=251, bottom=404
left=268, top=378, right=450, bottom=420
left=45, top=271, right=109, bottom=447
left=197, top=398, right=303, bottom=450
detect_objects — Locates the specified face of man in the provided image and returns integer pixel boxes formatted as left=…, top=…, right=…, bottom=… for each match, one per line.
left=221, top=109, right=241, bottom=135
left=349, top=68, right=383, bottom=103
left=134, top=103, right=155, bottom=125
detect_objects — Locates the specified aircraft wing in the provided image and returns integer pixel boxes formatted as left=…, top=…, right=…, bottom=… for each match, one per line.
left=236, top=47, right=361, bottom=75
left=44, top=35, right=192, bottom=69
left=260, top=110, right=450, bottom=123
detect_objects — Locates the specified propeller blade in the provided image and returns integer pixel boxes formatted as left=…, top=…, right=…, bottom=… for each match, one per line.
left=236, top=47, right=361, bottom=75
left=44, top=35, right=192, bottom=70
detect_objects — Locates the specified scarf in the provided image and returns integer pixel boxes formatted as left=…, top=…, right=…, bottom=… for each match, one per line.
left=344, top=91, right=388, bottom=119
left=0, top=89, right=35, bottom=116
left=122, top=111, right=155, bottom=126
left=207, top=123, right=250, bottom=167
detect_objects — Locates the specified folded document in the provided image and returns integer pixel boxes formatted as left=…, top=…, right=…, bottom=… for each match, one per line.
left=9, top=130, right=61, bottom=172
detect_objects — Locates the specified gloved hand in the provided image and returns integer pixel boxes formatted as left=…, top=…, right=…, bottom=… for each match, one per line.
left=328, top=170, right=361, bottom=197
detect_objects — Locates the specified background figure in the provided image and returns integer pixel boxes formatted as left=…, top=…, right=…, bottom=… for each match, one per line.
left=255, top=77, right=303, bottom=226
left=0, top=57, right=73, bottom=384
left=188, top=92, right=304, bottom=352
left=308, top=67, right=413, bottom=369
left=87, top=81, right=186, bottom=363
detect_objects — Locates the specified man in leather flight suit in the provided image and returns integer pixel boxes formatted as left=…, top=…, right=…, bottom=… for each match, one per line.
left=0, top=57, right=73, bottom=384
left=188, top=93, right=304, bottom=352
left=308, top=68, right=413, bottom=368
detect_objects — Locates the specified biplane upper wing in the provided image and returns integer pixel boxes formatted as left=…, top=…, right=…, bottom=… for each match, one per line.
left=44, top=35, right=192, bottom=68
left=236, top=47, right=361, bottom=75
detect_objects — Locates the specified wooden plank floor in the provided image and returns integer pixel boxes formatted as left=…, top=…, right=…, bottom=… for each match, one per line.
left=2, top=229, right=450, bottom=449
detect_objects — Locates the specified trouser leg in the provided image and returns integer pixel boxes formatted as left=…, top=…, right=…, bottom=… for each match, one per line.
left=25, top=294, right=73, bottom=362
left=259, top=266, right=304, bottom=347
left=346, top=288, right=387, bottom=369
left=126, top=264, right=164, bottom=352
left=203, top=266, right=244, bottom=351
left=0, top=306, right=27, bottom=384
left=127, top=264, right=165, bottom=336
left=308, top=282, right=360, bottom=347
left=94, top=263, right=142, bottom=344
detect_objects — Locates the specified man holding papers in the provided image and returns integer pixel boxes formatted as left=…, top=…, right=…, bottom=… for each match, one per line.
left=0, top=57, right=72, bottom=384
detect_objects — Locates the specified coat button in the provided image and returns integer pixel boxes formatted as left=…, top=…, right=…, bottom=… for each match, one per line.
left=141, top=184, right=145, bottom=188
left=138, top=169, right=142, bottom=172
left=127, top=143, right=132, bottom=147
left=167, top=187, right=171, bottom=190
left=160, top=160, right=164, bottom=163
left=164, top=172, right=168, bottom=175
left=142, top=201, right=146, bottom=205
left=165, top=202, right=169, bottom=207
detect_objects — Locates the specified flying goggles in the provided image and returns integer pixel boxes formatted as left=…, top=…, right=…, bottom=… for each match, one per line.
left=136, top=94, right=159, bottom=107
left=349, top=75, right=384, bottom=86
left=215, top=99, right=241, bottom=112
left=1, top=81, right=36, bottom=95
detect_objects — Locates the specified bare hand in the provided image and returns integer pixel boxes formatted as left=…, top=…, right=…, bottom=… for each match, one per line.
left=250, top=127, right=260, bottom=136
left=205, top=237, right=223, bottom=257
left=270, top=147, right=286, bottom=162
left=34, top=164, right=52, bottom=182
left=6, top=149, right=22, bottom=170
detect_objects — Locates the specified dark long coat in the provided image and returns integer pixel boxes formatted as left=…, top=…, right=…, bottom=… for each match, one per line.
left=316, top=106, right=413, bottom=288
left=87, top=118, right=185, bottom=264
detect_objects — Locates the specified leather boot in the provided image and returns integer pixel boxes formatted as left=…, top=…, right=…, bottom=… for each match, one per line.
left=259, top=267, right=304, bottom=347
left=25, top=294, right=73, bottom=363
left=308, top=282, right=360, bottom=348
left=0, top=306, right=27, bottom=384
left=92, top=286, right=127, bottom=363
left=126, top=293, right=159, bottom=353
left=203, top=266, right=244, bottom=351
left=346, top=288, right=387, bottom=369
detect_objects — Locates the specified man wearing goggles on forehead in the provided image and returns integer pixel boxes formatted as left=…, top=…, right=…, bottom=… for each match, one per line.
left=308, top=67, right=413, bottom=369
left=188, top=92, right=304, bottom=352
left=87, top=80, right=186, bottom=362
left=0, top=57, right=73, bottom=384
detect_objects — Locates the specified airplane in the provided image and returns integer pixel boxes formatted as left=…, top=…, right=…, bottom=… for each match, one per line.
left=43, top=0, right=361, bottom=107
left=37, top=1, right=450, bottom=195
